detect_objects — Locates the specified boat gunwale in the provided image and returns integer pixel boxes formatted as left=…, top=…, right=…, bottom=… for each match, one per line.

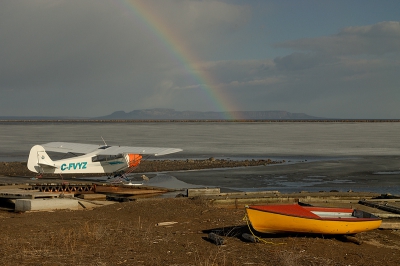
left=246, top=204, right=381, bottom=222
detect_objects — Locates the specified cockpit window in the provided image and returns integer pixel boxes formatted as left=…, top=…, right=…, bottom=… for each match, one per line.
left=92, top=154, right=123, bottom=162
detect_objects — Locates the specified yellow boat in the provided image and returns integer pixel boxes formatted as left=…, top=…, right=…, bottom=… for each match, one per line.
left=245, top=204, right=382, bottom=235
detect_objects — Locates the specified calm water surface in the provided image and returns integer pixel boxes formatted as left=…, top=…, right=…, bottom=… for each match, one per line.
left=0, top=122, right=400, bottom=161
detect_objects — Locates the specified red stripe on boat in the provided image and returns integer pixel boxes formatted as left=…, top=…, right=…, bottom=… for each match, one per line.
left=249, top=204, right=320, bottom=218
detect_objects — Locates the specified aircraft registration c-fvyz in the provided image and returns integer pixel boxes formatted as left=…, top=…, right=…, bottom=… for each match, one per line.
left=27, top=142, right=182, bottom=175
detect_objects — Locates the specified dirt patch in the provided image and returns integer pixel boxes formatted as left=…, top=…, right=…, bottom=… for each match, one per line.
left=0, top=198, right=399, bottom=266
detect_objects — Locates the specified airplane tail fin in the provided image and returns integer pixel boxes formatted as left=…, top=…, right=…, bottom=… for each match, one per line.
left=27, top=145, right=56, bottom=173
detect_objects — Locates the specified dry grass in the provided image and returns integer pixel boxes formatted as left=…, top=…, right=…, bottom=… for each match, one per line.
left=1, top=199, right=399, bottom=266
left=0, top=218, right=235, bottom=266
left=1, top=220, right=140, bottom=265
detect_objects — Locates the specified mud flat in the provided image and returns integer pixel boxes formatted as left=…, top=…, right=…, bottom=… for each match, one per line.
left=1, top=156, right=400, bottom=195
left=167, top=155, right=400, bottom=194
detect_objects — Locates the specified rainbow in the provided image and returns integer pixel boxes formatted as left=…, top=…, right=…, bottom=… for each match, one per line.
left=116, top=0, right=242, bottom=120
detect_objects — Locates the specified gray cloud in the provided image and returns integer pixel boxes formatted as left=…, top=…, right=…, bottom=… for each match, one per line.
left=186, top=21, right=400, bottom=118
left=0, top=0, right=250, bottom=116
left=275, top=21, right=400, bottom=56
left=0, top=1, right=399, bottom=119
left=273, top=53, right=338, bottom=71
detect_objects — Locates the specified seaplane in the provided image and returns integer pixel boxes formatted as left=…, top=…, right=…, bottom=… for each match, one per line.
left=27, top=141, right=182, bottom=177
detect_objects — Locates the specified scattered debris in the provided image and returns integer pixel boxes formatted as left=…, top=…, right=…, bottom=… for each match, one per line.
left=338, top=235, right=363, bottom=245
left=241, top=233, right=258, bottom=243
left=208, top=232, right=226, bottom=245
left=156, top=221, right=178, bottom=226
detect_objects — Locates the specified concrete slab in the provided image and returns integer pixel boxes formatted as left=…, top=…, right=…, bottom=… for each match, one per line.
left=15, top=198, right=80, bottom=212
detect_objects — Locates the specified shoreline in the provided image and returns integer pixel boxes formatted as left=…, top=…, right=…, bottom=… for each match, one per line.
left=0, top=158, right=284, bottom=178
left=2, top=156, right=400, bottom=195
left=162, top=155, right=400, bottom=195
left=2, top=119, right=400, bottom=122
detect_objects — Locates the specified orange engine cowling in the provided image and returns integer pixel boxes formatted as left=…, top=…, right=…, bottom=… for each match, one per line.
left=126, top=154, right=142, bottom=168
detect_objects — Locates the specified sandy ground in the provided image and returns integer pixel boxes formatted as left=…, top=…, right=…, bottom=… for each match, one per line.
left=0, top=157, right=400, bottom=265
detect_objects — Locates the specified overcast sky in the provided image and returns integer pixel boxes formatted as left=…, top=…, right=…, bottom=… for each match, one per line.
left=1, top=0, right=399, bottom=119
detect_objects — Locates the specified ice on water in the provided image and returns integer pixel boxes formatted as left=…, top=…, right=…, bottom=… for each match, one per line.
left=1, top=122, right=400, bottom=161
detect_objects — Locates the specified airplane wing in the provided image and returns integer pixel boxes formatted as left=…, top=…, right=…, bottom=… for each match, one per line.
left=42, top=142, right=102, bottom=154
left=96, top=146, right=183, bottom=156
left=41, top=142, right=182, bottom=156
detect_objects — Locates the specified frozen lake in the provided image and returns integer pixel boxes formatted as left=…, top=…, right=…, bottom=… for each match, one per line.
left=1, top=122, right=400, bottom=161
left=1, top=122, right=399, bottom=194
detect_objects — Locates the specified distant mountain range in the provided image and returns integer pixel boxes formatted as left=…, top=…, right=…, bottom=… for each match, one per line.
left=0, top=109, right=320, bottom=120
left=94, top=108, right=319, bottom=120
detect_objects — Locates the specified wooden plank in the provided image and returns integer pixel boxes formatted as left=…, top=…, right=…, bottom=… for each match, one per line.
left=210, top=197, right=298, bottom=208
left=375, top=213, right=400, bottom=218
left=187, top=188, right=220, bottom=197
left=94, top=186, right=167, bottom=195
left=193, top=191, right=378, bottom=201
left=379, top=221, right=400, bottom=229
left=201, top=191, right=281, bottom=198
left=365, top=199, right=400, bottom=202
left=0, top=189, right=62, bottom=199
left=77, top=193, right=107, bottom=200
left=359, top=200, right=400, bottom=214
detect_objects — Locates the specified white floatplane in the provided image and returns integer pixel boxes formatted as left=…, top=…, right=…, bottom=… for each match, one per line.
left=27, top=141, right=182, bottom=176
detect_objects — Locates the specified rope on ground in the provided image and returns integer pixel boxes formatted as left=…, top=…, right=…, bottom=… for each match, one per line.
left=243, top=213, right=286, bottom=245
